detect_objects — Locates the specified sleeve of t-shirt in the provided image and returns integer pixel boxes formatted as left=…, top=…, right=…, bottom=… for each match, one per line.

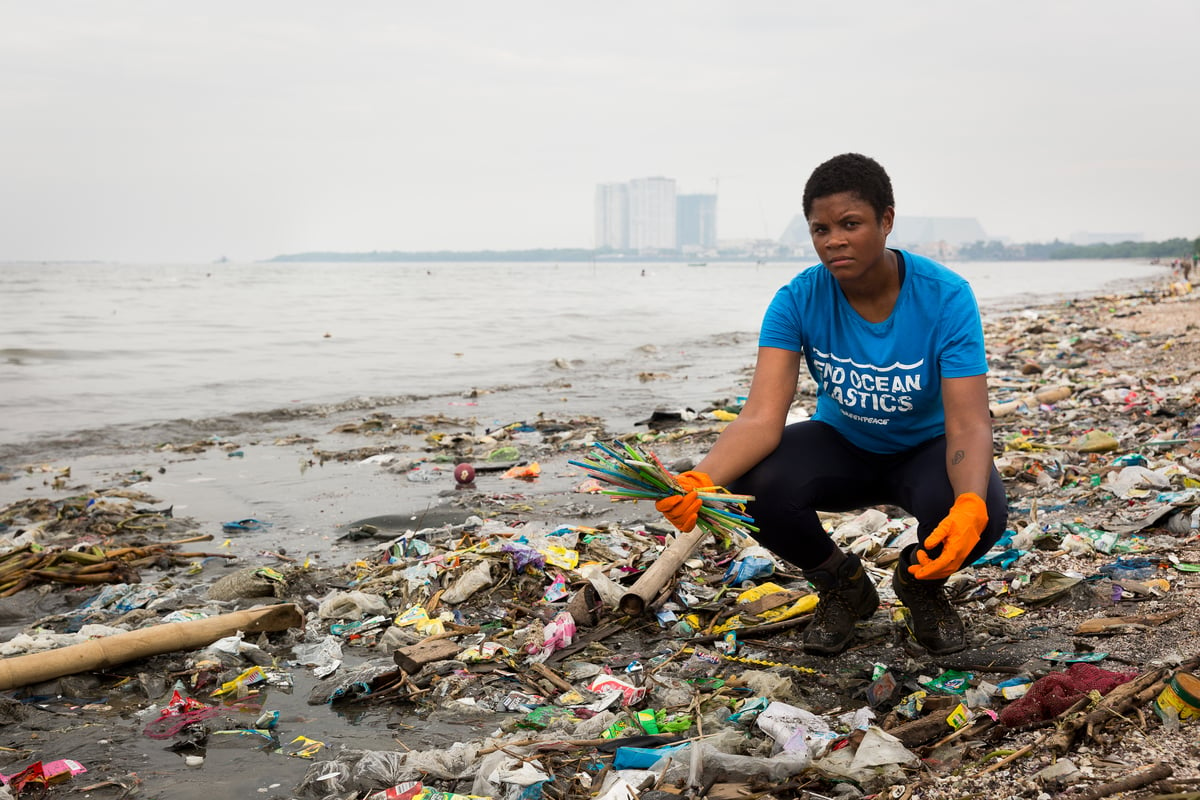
left=758, top=284, right=805, bottom=351
left=939, top=283, right=988, bottom=377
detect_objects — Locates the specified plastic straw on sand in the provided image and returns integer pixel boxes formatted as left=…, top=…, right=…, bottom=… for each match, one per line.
left=569, top=441, right=757, bottom=541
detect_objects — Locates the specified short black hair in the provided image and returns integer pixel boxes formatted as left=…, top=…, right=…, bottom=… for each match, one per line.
left=802, top=153, right=895, bottom=222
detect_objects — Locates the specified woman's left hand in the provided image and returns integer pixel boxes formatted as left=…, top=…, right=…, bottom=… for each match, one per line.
left=908, top=492, right=988, bottom=580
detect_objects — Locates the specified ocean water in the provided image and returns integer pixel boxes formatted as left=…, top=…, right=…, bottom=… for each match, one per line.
left=0, top=257, right=1165, bottom=452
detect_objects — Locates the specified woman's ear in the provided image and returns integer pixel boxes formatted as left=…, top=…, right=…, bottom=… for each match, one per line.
left=881, top=206, right=895, bottom=237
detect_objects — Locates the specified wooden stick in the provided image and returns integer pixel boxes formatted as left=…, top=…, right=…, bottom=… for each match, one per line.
left=689, top=613, right=811, bottom=644
left=529, top=662, right=575, bottom=695
left=160, top=551, right=238, bottom=559
left=1073, top=763, right=1173, bottom=800
left=976, top=741, right=1037, bottom=776
left=27, top=569, right=127, bottom=585
left=1043, top=694, right=1104, bottom=755
left=162, top=533, right=215, bottom=545
left=0, top=577, right=32, bottom=597
left=477, top=730, right=719, bottom=756
left=477, top=736, right=626, bottom=756
left=1083, top=653, right=1200, bottom=743
left=927, top=716, right=994, bottom=751
left=102, top=545, right=163, bottom=560
left=52, top=550, right=107, bottom=566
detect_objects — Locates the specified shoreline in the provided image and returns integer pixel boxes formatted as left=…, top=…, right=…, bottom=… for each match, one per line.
left=4, top=271, right=1197, bottom=568
left=0, top=258, right=1172, bottom=455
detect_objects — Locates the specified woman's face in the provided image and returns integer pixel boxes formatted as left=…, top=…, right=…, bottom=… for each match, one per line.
left=808, top=191, right=894, bottom=284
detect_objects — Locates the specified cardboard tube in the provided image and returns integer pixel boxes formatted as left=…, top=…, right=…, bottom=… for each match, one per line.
left=619, top=526, right=709, bottom=616
left=0, top=603, right=304, bottom=691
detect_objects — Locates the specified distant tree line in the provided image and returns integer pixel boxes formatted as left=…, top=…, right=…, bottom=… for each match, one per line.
left=268, top=248, right=803, bottom=263
left=957, top=237, right=1198, bottom=261
left=269, top=236, right=1200, bottom=264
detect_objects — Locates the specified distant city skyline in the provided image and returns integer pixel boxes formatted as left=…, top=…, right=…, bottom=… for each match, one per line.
left=595, top=174, right=1145, bottom=258
left=594, top=177, right=718, bottom=252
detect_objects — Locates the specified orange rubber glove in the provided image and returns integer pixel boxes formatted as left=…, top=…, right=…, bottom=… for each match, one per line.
left=655, top=471, right=714, bottom=532
left=908, top=492, right=988, bottom=580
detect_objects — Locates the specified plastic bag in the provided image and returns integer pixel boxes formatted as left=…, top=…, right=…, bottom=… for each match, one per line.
left=354, top=751, right=410, bottom=787
left=318, top=590, right=391, bottom=619
left=442, top=560, right=494, bottom=604
left=655, top=738, right=810, bottom=784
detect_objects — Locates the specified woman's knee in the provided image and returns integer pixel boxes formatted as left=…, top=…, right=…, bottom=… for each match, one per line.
left=730, top=421, right=854, bottom=501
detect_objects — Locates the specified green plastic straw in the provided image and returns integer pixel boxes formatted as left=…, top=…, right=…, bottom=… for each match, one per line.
left=569, top=440, right=758, bottom=540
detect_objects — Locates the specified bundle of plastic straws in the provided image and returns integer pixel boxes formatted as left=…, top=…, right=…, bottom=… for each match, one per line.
left=569, top=440, right=758, bottom=541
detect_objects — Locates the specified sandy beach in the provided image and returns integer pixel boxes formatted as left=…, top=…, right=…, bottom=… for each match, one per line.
left=2, top=274, right=1200, bottom=800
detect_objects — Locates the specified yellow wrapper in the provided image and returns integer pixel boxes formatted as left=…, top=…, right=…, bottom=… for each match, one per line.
left=946, top=702, right=970, bottom=730
left=394, top=604, right=430, bottom=627
left=758, top=593, right=819, bottom=622
left=542, top=545, right=579, bottom=570
left=735, top=582, right=787, bottom=603
left=283, top=735, right=325, bottom=759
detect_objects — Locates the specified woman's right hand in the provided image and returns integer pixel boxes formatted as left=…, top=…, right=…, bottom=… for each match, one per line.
left=655, top=471, right=713, bottom=531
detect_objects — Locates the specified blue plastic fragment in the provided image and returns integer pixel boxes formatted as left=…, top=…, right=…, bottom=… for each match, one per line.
left=612, top=742, right=688, bottom=770
left=221, top=518, right=272, bottom=532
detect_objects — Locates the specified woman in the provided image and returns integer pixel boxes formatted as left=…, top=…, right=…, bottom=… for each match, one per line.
left=657, top=153, right=1007, bottom=656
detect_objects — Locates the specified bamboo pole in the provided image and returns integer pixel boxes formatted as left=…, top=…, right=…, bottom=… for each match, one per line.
left=0, top=603, right=305, bottom=691
left=618, top=525, right=709, bottom=616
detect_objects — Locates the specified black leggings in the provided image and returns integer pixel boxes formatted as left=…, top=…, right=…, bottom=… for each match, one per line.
left=728, top=421, right=1008, bottom=571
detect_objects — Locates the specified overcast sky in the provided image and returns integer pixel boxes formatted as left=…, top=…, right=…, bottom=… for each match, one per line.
left=2, top=1, right=1197, bottom=262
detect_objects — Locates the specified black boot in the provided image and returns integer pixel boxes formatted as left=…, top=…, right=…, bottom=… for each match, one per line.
left=802, top=551, right=879, bottom=655
left=893, top=544, right=966, bottom=655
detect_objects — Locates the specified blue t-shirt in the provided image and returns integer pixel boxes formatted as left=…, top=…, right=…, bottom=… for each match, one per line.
left=758, top=250, right=987, bottom=453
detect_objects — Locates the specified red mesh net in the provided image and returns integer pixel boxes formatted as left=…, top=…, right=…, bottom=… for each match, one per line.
left=998, top=662, right=1139, bottom=728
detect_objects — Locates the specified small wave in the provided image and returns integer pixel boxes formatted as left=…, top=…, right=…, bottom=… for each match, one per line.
left=0, top=378, right=586, bottom=463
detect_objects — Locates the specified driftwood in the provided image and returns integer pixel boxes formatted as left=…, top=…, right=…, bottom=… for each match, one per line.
left=739, top=589, right=807, bottom=616
left=1073, top=763, right=1173, bottom=800
left=883, top=696, right=964, bottom=747
left=392, top=638, right=461, bottom=672
left=0, top=534, right=219, bottom=597
left=1046, top=652, right=1200, bottom=756
left=1075, top=610, right=1186, bottom=636
left=529, top=662, right=575, bottom=694
left=546, top=621, right=623, bottom=665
